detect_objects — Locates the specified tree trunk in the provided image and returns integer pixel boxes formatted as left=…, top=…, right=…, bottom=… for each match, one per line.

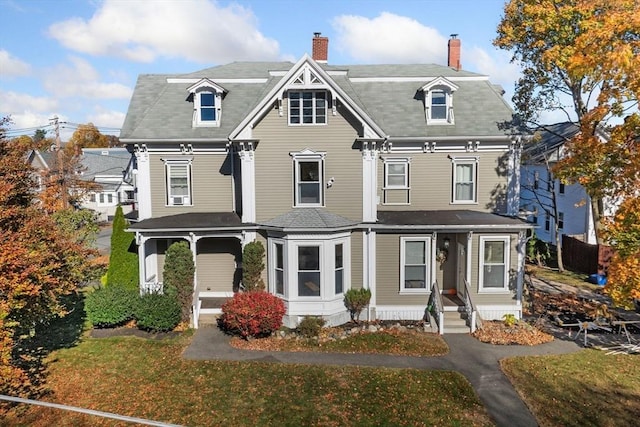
left=590, top=196, right=605, bottom=245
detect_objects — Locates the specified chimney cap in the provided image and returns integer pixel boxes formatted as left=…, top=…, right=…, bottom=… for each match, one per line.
left=450, top=33, right=458, bottom=39
left=314, top=32, right=322, bottom=37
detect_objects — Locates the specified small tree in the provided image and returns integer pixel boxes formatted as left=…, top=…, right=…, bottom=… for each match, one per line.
left=163, top=241, right=195, bottom=323
left=106, top=206, right=139, bottom=290
left=344, top=288, right=372, bottom=324
left=242, top=240, right=265, bottom=291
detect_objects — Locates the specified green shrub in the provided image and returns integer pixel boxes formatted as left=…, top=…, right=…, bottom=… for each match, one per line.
left=163, top=241, right=195, bottom=323
left=106, top=205, right=139, bottom=290
left=502, top=313, right=517, bottom=327
left=135, top=293, right=181, bottom=332
left=242, top=240, right=265, bottom=291
left=344, top=288, right=372, bottom=323
left=85, top=286, right=137, bottom=327
left=220, top=291, right=285, bottom=338
left=297, top=316, right=326, bottom=338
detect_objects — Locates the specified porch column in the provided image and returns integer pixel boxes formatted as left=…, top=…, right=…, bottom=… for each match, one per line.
left=136, top=232, right=147, bottom=295
left=133, top=144, right=152, bottom=220
left=188, top=232, right=198, bottom=291
left=466, top=232, right=473, bottom=286
left=363, top=229, right=376, bottom=321
left=239, top=143, right=256, bottom=223
left=362, top=143, right=378, bottom=222
left=431, top=232, right=438, bottom=287
left=516, top=231, right=527, bottom=316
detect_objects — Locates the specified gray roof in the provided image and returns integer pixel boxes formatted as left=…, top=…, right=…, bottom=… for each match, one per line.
left=121, top=59, right=515, bottom=141
left=262, top=208, right=357, bottom=230
left=80, top=148, right=132, bottom=180
left=376, top=210, right=531, bottom=230
left=129, top=212, right=242, bottom=231
left=523, top=122, right=580, bottom=162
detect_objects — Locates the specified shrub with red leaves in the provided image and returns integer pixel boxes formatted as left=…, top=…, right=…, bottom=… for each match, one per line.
left=220, top=291, right=286, bottom=339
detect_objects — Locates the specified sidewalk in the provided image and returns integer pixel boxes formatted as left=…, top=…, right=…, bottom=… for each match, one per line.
left=183, top=325, right=582, bottom=427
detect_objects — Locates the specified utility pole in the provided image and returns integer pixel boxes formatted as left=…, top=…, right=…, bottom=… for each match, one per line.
left=50, top=115, right=68, bottom=209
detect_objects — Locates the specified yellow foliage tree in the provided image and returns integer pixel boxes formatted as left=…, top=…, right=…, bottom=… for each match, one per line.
left=64, top=122, right=110, bottom=156
left=495, top=0, right=640, bottom=244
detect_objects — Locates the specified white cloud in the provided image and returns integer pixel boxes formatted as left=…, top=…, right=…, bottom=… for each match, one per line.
left=465, top=46, right=520, bottom=104
left=0, top=90, right=58, bottom=114
left=332, top=12, right=448, bottom=64
left=48, top=0, right=280, bottom=64
left=87, top=107, right=126, bottom=132
left=0, top=50, right=32, bottom=77
left=43, top=56, right=132, bottom=99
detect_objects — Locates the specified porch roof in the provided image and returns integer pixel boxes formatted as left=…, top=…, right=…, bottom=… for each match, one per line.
left=128, top=212, right=243, bottom=231
left=374, top=210, right=532, bottom=231
left=262, top=208, right=357, bottom=231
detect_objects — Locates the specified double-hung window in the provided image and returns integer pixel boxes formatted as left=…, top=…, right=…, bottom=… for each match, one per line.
left=479, top=236, right=510, bottom=292
left=188, top=79, right=225, bottom=128
left=335, top=243, right=344, bottom=295
left=452, top=157, right=478, bottom=203
left=165, top=160, right=192, bottom=206
left=289, top=91, right=327, bottom=125
left=298, top=245, right=321, bottom=297
left=430, top=90, right=448, bottom=120
left=400, top=237, right=432, bottom=293
left=383, top=158, right=410, bottom=204
left=292, top=150, right=325, bottom=207
left=558, top=212, right=564, bottom=230
left=273, top=242, right=284, bottom=296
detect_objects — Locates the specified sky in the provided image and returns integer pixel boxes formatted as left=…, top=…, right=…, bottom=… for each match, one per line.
left=0, top=0, right=523, bottom=141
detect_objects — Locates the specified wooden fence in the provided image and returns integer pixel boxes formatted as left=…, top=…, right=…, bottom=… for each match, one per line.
left=562, top=235, right=614, bottom=275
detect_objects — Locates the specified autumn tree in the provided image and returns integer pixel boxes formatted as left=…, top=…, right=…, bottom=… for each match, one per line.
left=0, top=117, right=99, bottom=401
left=496, top=0, right=640, bottom=306
left=495, top=0, right=640, bottom=242
left=64, top=123, right=110, bottom=156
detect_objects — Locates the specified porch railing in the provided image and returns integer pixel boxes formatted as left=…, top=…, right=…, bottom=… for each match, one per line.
left=429, top=281, right=445, bottom=335
left=463, top=279, right=481, bottom=332
left=142, top=276, right=163, bottom=294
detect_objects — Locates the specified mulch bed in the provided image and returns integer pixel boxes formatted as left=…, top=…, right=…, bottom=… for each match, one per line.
left=89, top=327, right=181, bottom=340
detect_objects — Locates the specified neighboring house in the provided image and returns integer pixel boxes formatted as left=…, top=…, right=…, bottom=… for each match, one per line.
left=26, top=148, right=56, bottom=192
left=520, top=122, right=614, bottom=245
left=121, top=34, right=531, bottom=333
left=78, top=147, right=136, bottom=222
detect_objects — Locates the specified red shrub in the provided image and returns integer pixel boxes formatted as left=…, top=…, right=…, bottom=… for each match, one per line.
left=220, top=291, right=286, bottom=338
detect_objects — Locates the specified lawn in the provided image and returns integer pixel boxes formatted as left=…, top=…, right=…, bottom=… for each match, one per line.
left=4, top=334, right=492, bottom=426
left=527, top=264, right=600, bottom=290
left=502, top=350, right=640, bottom=427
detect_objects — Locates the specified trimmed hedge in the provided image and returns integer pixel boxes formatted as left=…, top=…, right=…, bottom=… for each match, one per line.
left=220, top=291, right=285, bottom=338
left=134, top=293, right=181, bottom=332
left=85, top=286, right=137, bottom=328
left=106, top=205, right=139, bottom=290
left=297, top=316, right=326, bottom=338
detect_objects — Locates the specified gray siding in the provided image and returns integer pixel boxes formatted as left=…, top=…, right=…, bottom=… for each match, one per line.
left=252, top=101, right=363, bottom=222
left=195, top=238, right=241, bottom=294
left=149, top=152, right=234, bottom=216
left=468, top=232, right=519, bottom=305
left=378, top=151, right=509, bottom=212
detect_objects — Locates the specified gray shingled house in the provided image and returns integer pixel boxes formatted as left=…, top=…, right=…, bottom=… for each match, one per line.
left=121, top=34, right=531, bottom=333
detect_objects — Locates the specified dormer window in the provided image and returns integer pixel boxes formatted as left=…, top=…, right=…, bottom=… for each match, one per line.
left=187, top=78, right=226, bottom=128
left=421, top=77, right=458, bottom=125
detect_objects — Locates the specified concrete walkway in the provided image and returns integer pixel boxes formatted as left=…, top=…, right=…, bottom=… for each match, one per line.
left=183, top=326, right=583, bottom=427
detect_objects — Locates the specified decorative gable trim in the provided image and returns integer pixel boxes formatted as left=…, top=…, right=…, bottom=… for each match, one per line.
left=186, top=78, right=227, bottom=94
left=230, top=54, right=386, bottom=140
left=420, top=76, right=459, bottom=93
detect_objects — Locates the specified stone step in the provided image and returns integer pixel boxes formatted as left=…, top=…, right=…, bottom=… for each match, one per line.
left=197, top=313, right=220, bottom=326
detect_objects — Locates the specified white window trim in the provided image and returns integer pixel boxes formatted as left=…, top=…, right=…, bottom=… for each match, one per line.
left=288, top=90, right=328, bottom=126
left=270, top=235, right=350, bottom=301
left=335, top=242, right=345, bottom=296
left=383, top=158, right=410, bottom=189
left=187, top=78, right=226, bottom=128
left=164, top=159, right=193, bottom=207
left=269, top=239, right=286, bottom=297
left=399, top=236, right=432, bottom=294
left=421, top=77, right=458, bottom=125
left=451, top=157, right=479, bottom=204
left=478, top=236, right=510, bottom=293
left=291, top=149, right=326, bottom=207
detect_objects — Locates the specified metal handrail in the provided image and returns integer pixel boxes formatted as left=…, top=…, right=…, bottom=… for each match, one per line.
left=429, top=281, right=445, bottom=335
left=463, top=279, right=482, bottom=332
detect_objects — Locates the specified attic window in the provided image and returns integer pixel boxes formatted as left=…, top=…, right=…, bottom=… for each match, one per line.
left=187, top=78, right=226, bottom=128
left=421, top=77, right=458, bottom=125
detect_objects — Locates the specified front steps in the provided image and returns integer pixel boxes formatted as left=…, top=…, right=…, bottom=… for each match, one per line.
left=443, top=308, right=471, bottom=334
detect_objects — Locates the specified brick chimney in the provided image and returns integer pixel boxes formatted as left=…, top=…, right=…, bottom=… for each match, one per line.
left=312, top=32, right=329, bottom=63
left=448, top=34, right=461, bottom=70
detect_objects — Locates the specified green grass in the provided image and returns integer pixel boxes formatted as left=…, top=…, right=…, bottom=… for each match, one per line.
left=5, top=335, right=492, bottom=426
left=527, top=264, right=600, bottom=290
left=502, top=350, right=640, bottom=427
